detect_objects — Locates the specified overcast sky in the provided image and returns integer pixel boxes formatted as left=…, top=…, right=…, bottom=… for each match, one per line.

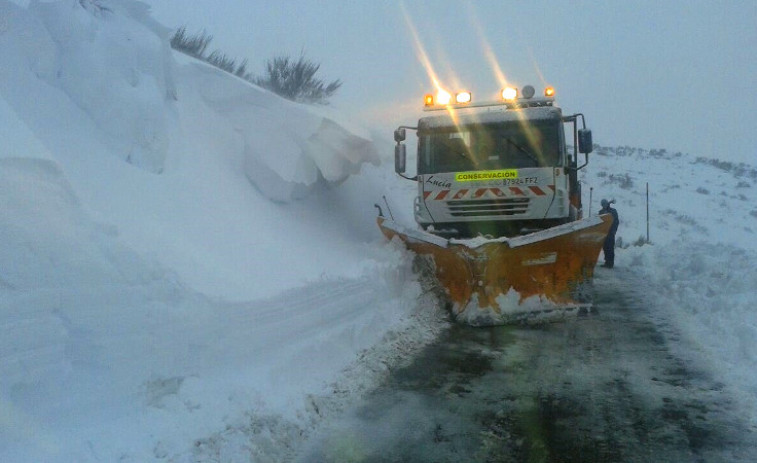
left=144, top=1, right=755, bottom=163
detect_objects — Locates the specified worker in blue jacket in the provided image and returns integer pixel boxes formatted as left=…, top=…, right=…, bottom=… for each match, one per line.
left=599, top=199, right=619, bottom=268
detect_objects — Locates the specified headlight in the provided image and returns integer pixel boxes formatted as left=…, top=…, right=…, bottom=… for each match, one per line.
left=455, top=91, right=472, bottom=104
left=436, top=90, right=451, bottom=105
left=501, top=86, right=518, bottom=101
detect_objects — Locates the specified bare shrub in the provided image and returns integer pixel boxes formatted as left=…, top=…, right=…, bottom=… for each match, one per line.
left=254, top=54, right=342, bottom=105
left=694, top=157, right=757, bottom=179
left=170, top=28, right=342, bottom=105
left=170, top=27, right=212, bottom=59
left=206, top=50, right=237, bottom=74
left=608, top=173, right=633, bottom=189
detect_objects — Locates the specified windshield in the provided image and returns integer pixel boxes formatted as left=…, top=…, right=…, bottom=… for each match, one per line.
left=418, top=119, right=562, bottom=174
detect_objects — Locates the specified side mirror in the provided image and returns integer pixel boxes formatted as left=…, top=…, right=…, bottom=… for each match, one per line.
left=394, top=128, right=406, bottom=143
left=578, top=129, right=593, bottom=154
left=395, top=144, right=406, bottom=174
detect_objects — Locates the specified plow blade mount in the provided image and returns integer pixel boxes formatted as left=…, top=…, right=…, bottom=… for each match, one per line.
left=378, top=214, right=613, bottom=325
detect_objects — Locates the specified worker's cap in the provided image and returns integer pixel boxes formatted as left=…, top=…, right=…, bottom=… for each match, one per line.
left=601, top=199, right=609, bottom=207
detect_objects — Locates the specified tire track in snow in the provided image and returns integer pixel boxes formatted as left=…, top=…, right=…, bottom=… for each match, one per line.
left=213, top=276, right=408, bottom=358
left=181, top=277, right=444, bottom=463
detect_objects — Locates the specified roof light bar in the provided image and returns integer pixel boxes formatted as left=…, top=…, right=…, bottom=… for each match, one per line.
left=423, top=84, right=556, bottom=110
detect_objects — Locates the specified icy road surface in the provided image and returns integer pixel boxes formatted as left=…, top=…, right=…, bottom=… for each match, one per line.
left=295, top=269, right=757, bottom=462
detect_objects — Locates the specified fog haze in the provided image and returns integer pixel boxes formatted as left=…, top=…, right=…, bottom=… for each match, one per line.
left=149, top=1, right=757, bottom=162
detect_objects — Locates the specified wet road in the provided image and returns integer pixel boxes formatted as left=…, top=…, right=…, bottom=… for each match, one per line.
left=296, top=269, right=757, bottom=462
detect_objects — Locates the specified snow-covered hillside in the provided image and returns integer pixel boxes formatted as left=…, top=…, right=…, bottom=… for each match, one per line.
left=2, top=1, right=756, bottom=462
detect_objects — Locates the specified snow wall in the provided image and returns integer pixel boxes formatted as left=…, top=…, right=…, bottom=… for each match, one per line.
left=0, top=0, right=379, bottom=201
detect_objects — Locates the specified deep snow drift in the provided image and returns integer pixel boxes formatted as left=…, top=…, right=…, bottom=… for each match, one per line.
left=1, top=2, right=430, bottom=462
left=2, top=1, right=757, bottom=462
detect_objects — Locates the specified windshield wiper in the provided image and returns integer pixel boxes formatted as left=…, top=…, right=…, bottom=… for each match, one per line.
left=504, top=138, right=538, bottom=165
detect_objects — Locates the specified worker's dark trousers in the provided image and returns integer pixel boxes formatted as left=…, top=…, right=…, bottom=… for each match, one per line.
left=603, top=233, right=615, bottom=267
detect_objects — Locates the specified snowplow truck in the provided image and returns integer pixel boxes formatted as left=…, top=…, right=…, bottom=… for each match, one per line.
left=378, top=85, right=613, bottom=325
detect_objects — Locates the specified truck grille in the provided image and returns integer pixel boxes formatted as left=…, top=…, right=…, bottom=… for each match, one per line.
left=446, top=198, right=530, bottom=217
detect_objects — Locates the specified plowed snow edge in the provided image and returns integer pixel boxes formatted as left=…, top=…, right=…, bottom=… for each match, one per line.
left=186, top=291, right=449, bottom=463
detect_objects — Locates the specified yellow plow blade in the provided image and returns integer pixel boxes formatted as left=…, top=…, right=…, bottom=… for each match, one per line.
left=378, top=215, right=613, bottom=325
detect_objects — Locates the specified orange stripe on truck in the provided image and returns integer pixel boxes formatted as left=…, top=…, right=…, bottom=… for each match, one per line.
left=529, top=186, right=546, bottom=196
left=424, top=186, right=556, bottom=200
left=473, top=189, right=487, bottom=198
left=453, top=189, right=469, bottom=199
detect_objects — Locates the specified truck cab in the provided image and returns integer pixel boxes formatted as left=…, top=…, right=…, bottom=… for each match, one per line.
left=395, top=85, right=593, bottom=238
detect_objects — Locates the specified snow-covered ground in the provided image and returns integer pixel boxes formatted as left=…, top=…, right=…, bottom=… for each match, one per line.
left=581, top=146, right=757, bottom=425
left=1, top=1, right=756, bottom=461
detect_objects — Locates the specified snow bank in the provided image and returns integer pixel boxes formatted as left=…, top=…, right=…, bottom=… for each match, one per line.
left=613, top=242, right=757, bottom=424
left=582, top=146, right=757, bottom=425
left=0, top=157, right=152, bottom=290
left=0, top=0, right=378, bottom=198
left=0, top=0, right=177, bottom=172
left=653, top=243, right=757, bottom=396
left=0, top=2, right=427, bottom=462
left=183, top=59, right=379, bottom=202
left=0, top=134, right=425, bottom=463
